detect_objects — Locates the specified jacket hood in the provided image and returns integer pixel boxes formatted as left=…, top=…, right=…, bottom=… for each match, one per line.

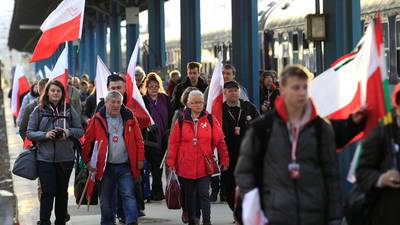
left=392, top=83, right=400, bottom=108
left=274, top=95, right=318, bottom=124
left=98, top=104, right=134, bottom=124
left=183, top=108, right=208, bottom=122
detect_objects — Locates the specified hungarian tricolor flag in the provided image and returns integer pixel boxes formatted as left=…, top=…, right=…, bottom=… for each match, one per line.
left=31, top=0, right=85, bottom=62
left=95, top=56, right=111, bottom=104
left=206, top=54, right=224, bottom=124
left=125, top=38, right=154, bottom=128
left=49, top=46, right=69, bottom=102
left=310, top=14, right=391, bottom=139
left=11, top=65, right=30, bottom=118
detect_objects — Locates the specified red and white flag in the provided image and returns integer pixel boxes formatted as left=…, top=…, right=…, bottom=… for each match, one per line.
left=96, top=56, right=111, bottom=104
left=126, top=38, right=153, bottom=128
left=49, top=46, right=69, bottom=102
left=11, top=65, right=30, bottom=118
left=206, top=53, right=224, bottom=124
left=310, top=15, right=390, bottom=141
left=31, top=0, right=85, bottom=62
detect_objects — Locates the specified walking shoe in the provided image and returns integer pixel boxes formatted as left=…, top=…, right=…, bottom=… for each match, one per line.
left=181, top=211, right=189, bottom=223
left=65, top=213, right=70, bottom=222
left=210, top=191, right=218, bottom=202
left=138, top=210, right=146, bottom=217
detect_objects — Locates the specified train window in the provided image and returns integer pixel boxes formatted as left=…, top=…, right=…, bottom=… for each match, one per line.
left=303, top=33, right=309, bottom=49
left=293, top=34, right=299, bottom=51
left=383, top=22, right=389, bottom=48
left=396, top=21, right=400, bottom=47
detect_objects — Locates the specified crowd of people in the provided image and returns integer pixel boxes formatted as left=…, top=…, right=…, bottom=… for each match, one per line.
left=12, top=61, right=400, bottom=225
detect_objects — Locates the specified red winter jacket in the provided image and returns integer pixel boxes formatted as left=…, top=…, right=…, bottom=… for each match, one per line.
left=166, top=109, right=229, bottom=179
left=82, top=105, right=145, bottom=182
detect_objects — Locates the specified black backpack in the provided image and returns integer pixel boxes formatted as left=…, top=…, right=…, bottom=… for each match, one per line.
left=234, top=110, right=323, bottom=224
left=177, top=110, right=213, bottom=143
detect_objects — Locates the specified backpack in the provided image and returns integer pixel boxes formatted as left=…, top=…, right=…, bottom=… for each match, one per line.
left=234, top=110, right=323, bottom=224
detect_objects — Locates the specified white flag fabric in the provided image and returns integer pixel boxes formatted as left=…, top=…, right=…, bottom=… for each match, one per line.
left=95, top=56, right=111, bottom=104
left=242, top=188, right=269, bottom=225
left=44, top=66, right=52, bottom=78
left=11, top=65, right=30, bottom=118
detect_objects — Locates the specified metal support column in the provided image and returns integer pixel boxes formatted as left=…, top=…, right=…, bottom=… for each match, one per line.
left=110, top=2, right=122, bottom=72
left=88, top=24, right=96, bottom=80
left=315, top=0, right=323, bottom=74
left=323, top=0, right=344, bottom=66
left=96, top=14, right=107, bottom=65
left=79, top=26, right=88, bottom=76
left=126, top=6, right=140, bottom=69
left=180, top=0, right=201, bottom=74
left=67, top=42, right=75, bottom=76
left=231, top=0, right=260, bottom=107
left=148, top=0, right=166, bottom=72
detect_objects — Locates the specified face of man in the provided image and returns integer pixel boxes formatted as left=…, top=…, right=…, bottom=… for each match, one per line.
left=224, top=88, right=240, bottom=104
left=222, top=68, right=235, bottom=83
left=88, top=83, right=94, bottom=93
left=263, top=76, right=273, bottom=88
left=108, top=80, right=126, bottom=95
left=171, top=73, right=180, bottom=82
left=187, top=68, right=200, bottom=84
left=105, top=96, right=122, bottom=117
left=281, top=76, right=308, bottom=110
left=135, top=76, right=143, bottom=88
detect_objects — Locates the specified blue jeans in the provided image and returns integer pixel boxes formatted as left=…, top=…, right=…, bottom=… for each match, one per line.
left=100, top=163, right=138, bottom=225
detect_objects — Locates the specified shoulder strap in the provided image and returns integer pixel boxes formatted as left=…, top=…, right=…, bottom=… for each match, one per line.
left=178, top=110, right=184, bottom=144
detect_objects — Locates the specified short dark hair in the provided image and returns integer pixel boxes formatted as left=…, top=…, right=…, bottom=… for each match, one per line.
left=223, top=64, right=236, bottom=75
left=261, top=70, right=277, bottom=79
left=224, top=80, right=240, bottom=89
left=107, top=73, right=126, bottom=87
left=40, top=80, right=66, bottom=106
left=187, top=61, right=201, bottom=71
left=280, top=65, right=313, bottom=86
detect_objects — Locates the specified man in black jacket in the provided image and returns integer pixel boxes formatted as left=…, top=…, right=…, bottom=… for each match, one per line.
left=171, top=62, right=208, bottom=110
left=221, top=81, right=259, bottom=211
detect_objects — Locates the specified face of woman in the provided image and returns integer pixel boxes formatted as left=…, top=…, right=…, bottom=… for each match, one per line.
left=48, top=84, right=63, bottom=104
left=188, top=95, right=204, bottom=114
left=147, top=80, right=160, bottom=97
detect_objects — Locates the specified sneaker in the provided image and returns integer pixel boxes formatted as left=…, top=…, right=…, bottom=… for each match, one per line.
left=65, top=213, right=70, bottom=222
left=138, top=210, right=146, bottom=217
left=210, top=191, right=218, bottom=202
left=181, top=211, right=189, bottom=224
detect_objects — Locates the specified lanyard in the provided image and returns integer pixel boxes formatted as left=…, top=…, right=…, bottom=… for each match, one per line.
left=291, top=126, right=299, bottom=162
left=228, top=109, right=242, bottom=127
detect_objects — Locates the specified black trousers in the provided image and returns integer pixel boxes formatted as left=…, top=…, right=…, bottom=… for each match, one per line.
left=145, top=148, right=164, bottom=199
left=38, top=161, right=74, bottom=225
left=221, top=169, right=236, bottom=211
left=180, top=176, right=211, bottom=224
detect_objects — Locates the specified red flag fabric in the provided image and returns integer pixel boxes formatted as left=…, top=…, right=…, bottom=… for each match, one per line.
left=11, top=65, right=30, bottom=118
left=49, top=47, right=69, bottom=102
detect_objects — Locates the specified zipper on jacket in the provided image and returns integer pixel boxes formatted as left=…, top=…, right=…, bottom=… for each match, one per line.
left=293, top=180, right=301, bottom=225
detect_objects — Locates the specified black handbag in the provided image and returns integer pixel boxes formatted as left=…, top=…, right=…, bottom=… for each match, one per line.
left=143, top=125, right=159, bottom=149
left=12, top=146, right=38, bottom=180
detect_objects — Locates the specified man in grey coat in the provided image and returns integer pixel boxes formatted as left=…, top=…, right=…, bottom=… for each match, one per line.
left=235, top=65, right=342, bottom=225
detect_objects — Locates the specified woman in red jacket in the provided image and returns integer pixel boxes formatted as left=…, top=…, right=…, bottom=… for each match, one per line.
left=167, top=90, right=229, bottom=225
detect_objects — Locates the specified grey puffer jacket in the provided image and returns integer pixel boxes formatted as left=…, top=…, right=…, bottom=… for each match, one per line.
left=235, top=99, right=342, bottom=225
left=27, top=103, right=84, bottom=162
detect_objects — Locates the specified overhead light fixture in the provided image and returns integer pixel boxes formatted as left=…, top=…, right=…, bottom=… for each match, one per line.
left=305, top=14, right=326, bottom=41
left=19, top=25, right=40, bottom=30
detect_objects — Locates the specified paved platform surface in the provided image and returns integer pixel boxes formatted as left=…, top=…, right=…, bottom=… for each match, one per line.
left=5, top=94, right=234, bottom=225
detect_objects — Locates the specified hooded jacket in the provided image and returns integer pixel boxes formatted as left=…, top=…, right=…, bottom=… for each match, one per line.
left=235, top=96, right=342, bottom=225
left=166, top=109, right=229, bottom=179
left=82, top=105, right=145, bottom=182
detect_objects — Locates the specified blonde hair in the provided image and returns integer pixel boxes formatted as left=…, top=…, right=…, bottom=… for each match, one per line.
left=140, top=72, right=165, bottom=95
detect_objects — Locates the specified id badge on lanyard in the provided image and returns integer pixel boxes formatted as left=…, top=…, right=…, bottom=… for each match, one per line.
left=288, top=126, right=301, bottom=180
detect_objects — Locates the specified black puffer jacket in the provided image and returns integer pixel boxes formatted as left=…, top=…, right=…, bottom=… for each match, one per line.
left=235, top=97, right=342, bottom=225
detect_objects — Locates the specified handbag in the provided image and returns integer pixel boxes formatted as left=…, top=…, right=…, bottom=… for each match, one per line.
left=12, top=146, right=38, bottom=180
left=165, top=171, right=181, bottom=209
left=203, top=153, right=219, bottom=175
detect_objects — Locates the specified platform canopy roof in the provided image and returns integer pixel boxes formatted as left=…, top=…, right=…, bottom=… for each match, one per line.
left=8, top=0, right=155, bottom=53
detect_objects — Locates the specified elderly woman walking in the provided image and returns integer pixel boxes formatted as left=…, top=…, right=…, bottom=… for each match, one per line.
left=27, top=80, right=84, bottom=225
left=167, top=90, right=229, bottom=225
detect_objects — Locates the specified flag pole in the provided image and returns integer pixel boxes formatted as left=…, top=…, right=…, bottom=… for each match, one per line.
left=63, top=99, right=66, bottom=129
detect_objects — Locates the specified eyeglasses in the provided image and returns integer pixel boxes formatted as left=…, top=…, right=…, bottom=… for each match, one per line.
left=190, top=101, right=204, bottom=105
left=148, top=85, right=160, bottom=89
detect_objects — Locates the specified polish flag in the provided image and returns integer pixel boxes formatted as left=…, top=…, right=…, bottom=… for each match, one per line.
left=11, top=65, right=30, bottom=118
left=49, top=46, right=69, bottom=102
left=206, top=53, right=224, bottom=124
left=44, top=66, right=52, bottom=78
left=126, top=38, right=153, bottom=128
left=310, top=14, right=390, bottom=140
left=95, top=56, right=111, bottom=104
left=31, top=0, right=85, bottom=62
